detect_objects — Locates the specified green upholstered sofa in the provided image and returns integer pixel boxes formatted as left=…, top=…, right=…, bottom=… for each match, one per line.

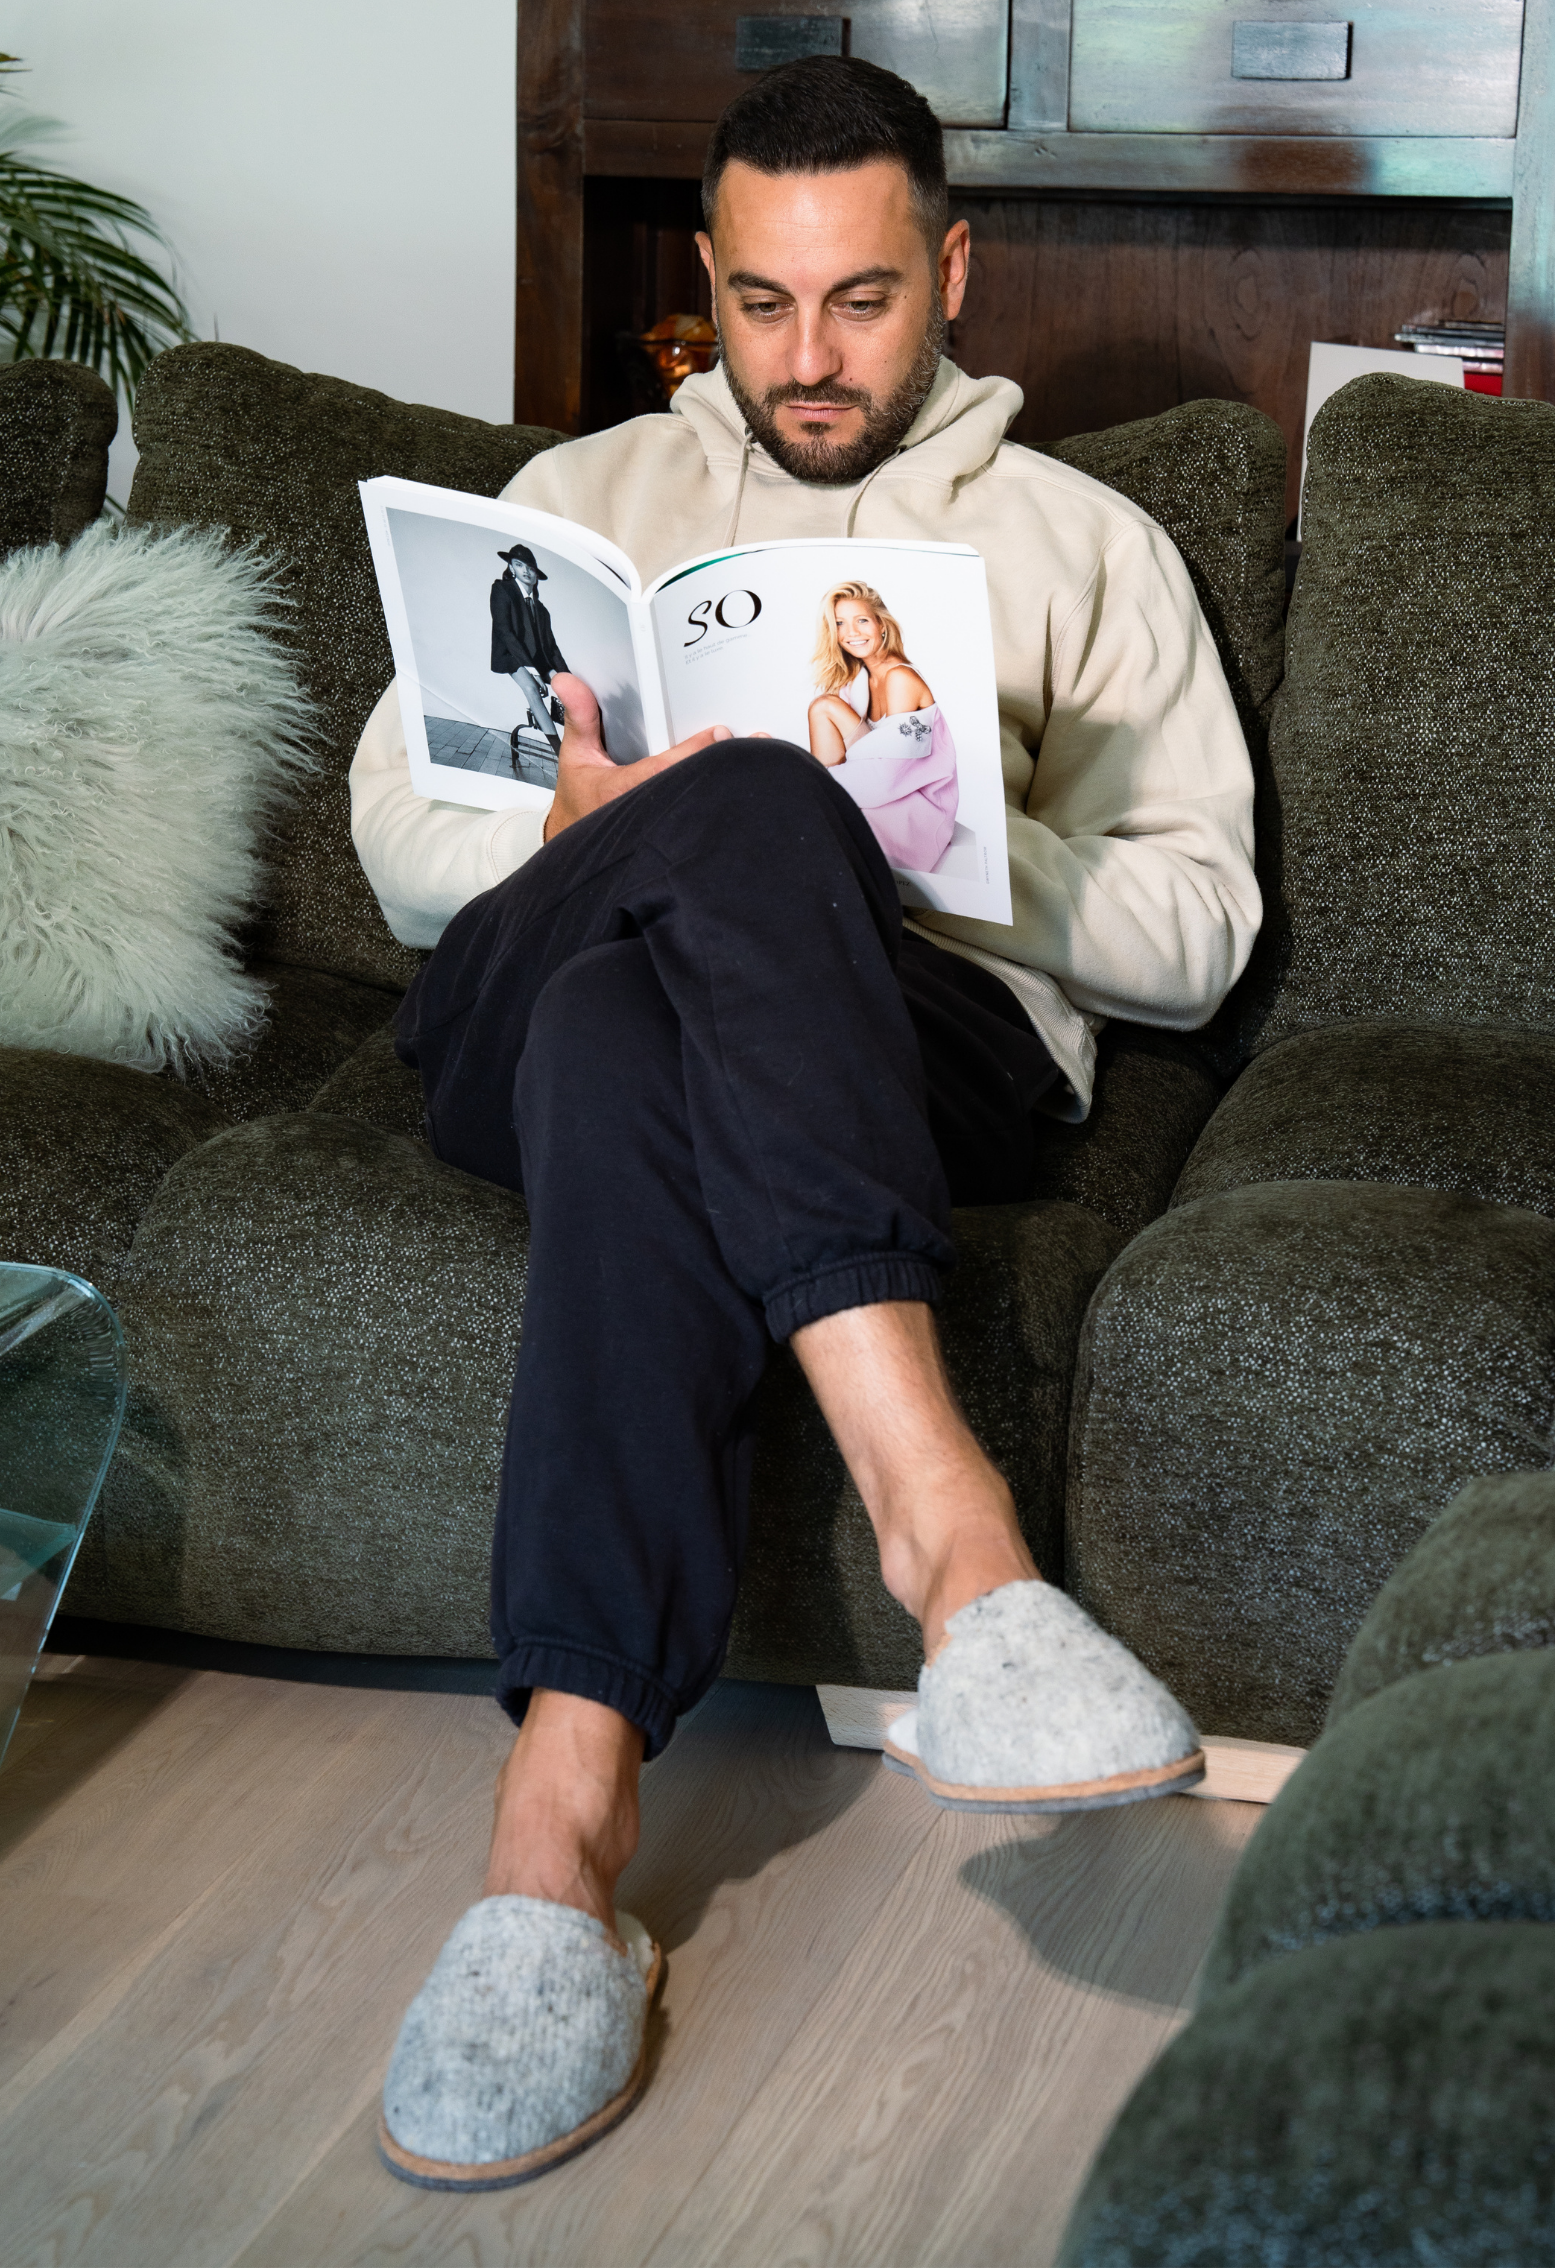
left=3, top=351, right=1548, bottom=1747
left=1058, top=1467, right=1555, bottom=2262
left=1067, top=375, right=1555, bottom=1747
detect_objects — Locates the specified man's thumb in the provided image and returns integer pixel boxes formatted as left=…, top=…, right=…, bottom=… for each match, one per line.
left=551, top=672, right=605, bottom=748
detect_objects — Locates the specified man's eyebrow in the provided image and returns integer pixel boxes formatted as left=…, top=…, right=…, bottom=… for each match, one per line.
left=725, top=266, right=905, bottom=295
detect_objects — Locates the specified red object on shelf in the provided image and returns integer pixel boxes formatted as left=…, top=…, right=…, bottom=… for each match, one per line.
left=1465, top=371, right=1504, bottom=395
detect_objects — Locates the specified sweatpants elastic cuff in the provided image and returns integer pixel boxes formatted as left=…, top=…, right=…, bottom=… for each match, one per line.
left=497, top=1640, right=680, bottom=1759
left=765, top=1253, right=945, bottom=1342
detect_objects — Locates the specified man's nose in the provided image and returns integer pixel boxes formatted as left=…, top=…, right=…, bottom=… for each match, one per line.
left=788, top=307, right=844, bottom=388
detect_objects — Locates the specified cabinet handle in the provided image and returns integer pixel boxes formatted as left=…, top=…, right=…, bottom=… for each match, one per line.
left=1231, top=20, right=1352, bottom=79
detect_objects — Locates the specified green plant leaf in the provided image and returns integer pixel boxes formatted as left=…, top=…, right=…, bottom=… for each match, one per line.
left=0, top=89, right=191, bottom=396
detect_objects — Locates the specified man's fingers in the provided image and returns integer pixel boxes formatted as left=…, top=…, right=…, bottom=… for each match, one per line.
left=668, top=723, right=733, bottom=760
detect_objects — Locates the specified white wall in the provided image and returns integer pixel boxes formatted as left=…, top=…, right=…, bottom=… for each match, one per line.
left=1, top=0, right=516, bottom=502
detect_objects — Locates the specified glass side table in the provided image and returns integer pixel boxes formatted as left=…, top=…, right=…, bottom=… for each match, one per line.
left=0, top=1265, right=127, bottom=1770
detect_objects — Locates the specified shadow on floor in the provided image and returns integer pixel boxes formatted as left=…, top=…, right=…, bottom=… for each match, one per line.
left=624, top=1677, right=876, bottom=1956
left=957, top=1796, right=1251, bottom=2012
left=0, top=1656, right=192, bottom=1860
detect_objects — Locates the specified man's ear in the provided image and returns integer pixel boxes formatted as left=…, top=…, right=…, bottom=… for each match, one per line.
left=939, top=218, right=971, bottom=324
left=695, top=229, right=717, bottom=316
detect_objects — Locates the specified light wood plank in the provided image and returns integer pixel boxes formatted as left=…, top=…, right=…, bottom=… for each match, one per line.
left=232, top=1684, right=938, bottom=2268
left=0, top=1679, right=511, bottom=2268
left=0, top=1664, right=407, bottom=2094
left=2, top=1669, right=1265, bottom=2268
left=642, top=1793, right=1260, bottom=2268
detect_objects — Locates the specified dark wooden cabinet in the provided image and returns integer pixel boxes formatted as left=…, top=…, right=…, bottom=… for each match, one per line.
left=515, top=0, right=1555, bottom=492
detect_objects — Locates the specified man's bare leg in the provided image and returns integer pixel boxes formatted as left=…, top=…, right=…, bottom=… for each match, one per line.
left=481, top=1299, right=1021, bottom=1931
left=483, top=1689, right=643, bottom=1939
left=792, top=1299, right=1036, bottom=1659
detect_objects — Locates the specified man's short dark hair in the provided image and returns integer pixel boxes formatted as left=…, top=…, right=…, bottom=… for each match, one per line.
left=702, top=54, right=949, bottom=251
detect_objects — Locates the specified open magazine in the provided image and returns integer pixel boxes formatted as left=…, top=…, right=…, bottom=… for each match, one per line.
left=360, top=476, right=1013, bottom=924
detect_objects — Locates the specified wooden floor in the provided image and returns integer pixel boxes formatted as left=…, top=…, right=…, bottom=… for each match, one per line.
left=0, top=1655, right=1262, bottom=2268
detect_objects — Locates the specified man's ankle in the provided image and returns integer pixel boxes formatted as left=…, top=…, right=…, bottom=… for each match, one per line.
left=482, top=1691, right=643, bottom=1933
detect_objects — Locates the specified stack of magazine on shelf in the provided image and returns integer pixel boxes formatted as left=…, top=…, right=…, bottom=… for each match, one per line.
left=1394, top=319, right=1504, bottom=396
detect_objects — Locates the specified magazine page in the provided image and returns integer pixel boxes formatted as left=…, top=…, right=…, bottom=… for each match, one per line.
left=360, top=478, right=664, bottom=813
left=646, top=539, right=1012, bottom=924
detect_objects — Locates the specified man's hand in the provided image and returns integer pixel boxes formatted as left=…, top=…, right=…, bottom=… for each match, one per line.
left=543, top=673, right=732, bottom=842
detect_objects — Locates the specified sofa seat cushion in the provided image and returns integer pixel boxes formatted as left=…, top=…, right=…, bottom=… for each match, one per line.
left=1174, top=1019, right=1555, bottom=1217
left=72, top=1111, right=529, bottom=1650
left=185, top=961, right=404, bottom=1123
left=126, top=342, right=565, bottom=994
left=1329, top=1469, right=1555, bottom=1722
left=1057, top=1922, right=1555, bottom=2268
left=69, top=1110, right=1121, bottom=1681
left=1030, top=1024, right=1222, bottom=1242
left=0, top=1047, right=226, bottom=1288
left=1202, top=1651, right=1555, bottom=1998
left=1067, top=1180, right=1555, bottom=1745
left=1225, top=376, right=1555, bottom=1066
left=310, top=1022, right=427, bottom=1142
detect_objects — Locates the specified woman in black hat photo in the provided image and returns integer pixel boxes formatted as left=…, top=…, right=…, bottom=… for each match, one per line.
left=492, top=544, right=570, bottom=781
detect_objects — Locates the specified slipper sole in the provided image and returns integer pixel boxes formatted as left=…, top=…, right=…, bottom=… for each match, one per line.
left=881, top=1740, right=1206, bottom=1813
left=377, top=1940, right=665, bottom=2190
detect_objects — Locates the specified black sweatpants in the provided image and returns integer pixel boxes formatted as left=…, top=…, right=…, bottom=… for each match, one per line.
left=395, top=740, right=1057, bottom=1756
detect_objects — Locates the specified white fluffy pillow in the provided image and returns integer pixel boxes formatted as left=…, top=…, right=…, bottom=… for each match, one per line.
left=0, top=521, right=313, bottom=1071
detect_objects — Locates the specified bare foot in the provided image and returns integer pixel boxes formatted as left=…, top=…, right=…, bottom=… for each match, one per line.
left=482, top=1689, right=644, bottom=1943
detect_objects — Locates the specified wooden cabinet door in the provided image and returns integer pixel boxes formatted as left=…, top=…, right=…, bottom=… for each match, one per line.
left=585, top=0, right=1010, bottom=126
left=1069, top=0, right=1524, bottom=135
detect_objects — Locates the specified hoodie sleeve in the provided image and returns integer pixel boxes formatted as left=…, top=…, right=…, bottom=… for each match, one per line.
left=348, top=457, right=564, bottom=947
left=921, top=516, right=1261, bottom=1028
left=349, top=682, right=547, bottom=948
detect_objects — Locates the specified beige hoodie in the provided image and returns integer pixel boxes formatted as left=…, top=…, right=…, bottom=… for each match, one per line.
left=350, top=358, right=1260, bottom=1113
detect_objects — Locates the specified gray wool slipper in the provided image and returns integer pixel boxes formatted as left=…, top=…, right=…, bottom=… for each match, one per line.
left=378, top=1894, right=664, bottom=2190
left=883, top=1581, right=1205, bottom=1812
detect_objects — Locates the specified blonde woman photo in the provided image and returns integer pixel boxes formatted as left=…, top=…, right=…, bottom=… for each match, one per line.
left=807, top=581, right=960, bottom=870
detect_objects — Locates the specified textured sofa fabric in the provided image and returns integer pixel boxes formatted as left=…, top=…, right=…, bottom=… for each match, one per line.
left=185, top=962, right=404, bottom=1123
left=1057, top=1922, right=1555, bottom=2268
left=125, top=343, right=565, bottom=994
left=1202, top=1650, right=1555, bottom=1996
left=0, top=359, right=117, bottom=559
left=1059, top=1466, right=1555, bottom=2266
left=1067, top=1180, right=1555, bottom=1744
left=1329, top=1468, right=1555, bottom=1720
left=310, top=1022, right=427, bottom=1142
left=1173, top=1018, right=1555, bottom=1219
left=0, top=1049, right=227, bottom=1288
left=80, top=1155, right=1120, bottom=1672
left=1031, top=1024, right=1222, bottom=1242
left=72, top=1111, right=529, bottom=1649
left=727, top=1200, right=1124, bottom=1687
left=1049, top=398, right=1287, bottom=765
left=1224, top=376, right=1555, bottom=1069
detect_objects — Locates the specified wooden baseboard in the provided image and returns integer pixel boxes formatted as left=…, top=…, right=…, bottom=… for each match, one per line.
left=815, top=1686, right=1305, bottom=1806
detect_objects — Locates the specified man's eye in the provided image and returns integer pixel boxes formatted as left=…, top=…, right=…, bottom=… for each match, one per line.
left=839, top=297, right=886, bottom=317
left=741, top=299, right=786, bottom=319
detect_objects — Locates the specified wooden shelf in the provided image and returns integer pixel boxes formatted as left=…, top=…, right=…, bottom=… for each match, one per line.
left=516, top=0, right=1555, bottom=433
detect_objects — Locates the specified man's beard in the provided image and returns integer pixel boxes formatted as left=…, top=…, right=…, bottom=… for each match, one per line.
left=721, top=301, right=946, bottom=486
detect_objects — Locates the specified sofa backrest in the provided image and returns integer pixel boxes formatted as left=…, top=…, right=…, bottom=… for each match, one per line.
left=1049, top=397, right=1288, bottom=775
left=125, top=343, right=565, bottom=990
left=1223, top=374, right=1555, bottom=1064
left=0, top=360, right=117, bottom=559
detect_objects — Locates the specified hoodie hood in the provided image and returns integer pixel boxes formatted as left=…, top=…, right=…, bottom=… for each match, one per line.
left=669, top=357, right=1025, bottom=538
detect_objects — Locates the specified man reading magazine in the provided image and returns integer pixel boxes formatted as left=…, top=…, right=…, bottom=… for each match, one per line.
left=352, top=55, right=1261, bottom=2189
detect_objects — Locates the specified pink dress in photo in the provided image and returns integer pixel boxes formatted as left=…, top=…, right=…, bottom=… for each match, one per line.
left=831, top=676, right=960, bottom=872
